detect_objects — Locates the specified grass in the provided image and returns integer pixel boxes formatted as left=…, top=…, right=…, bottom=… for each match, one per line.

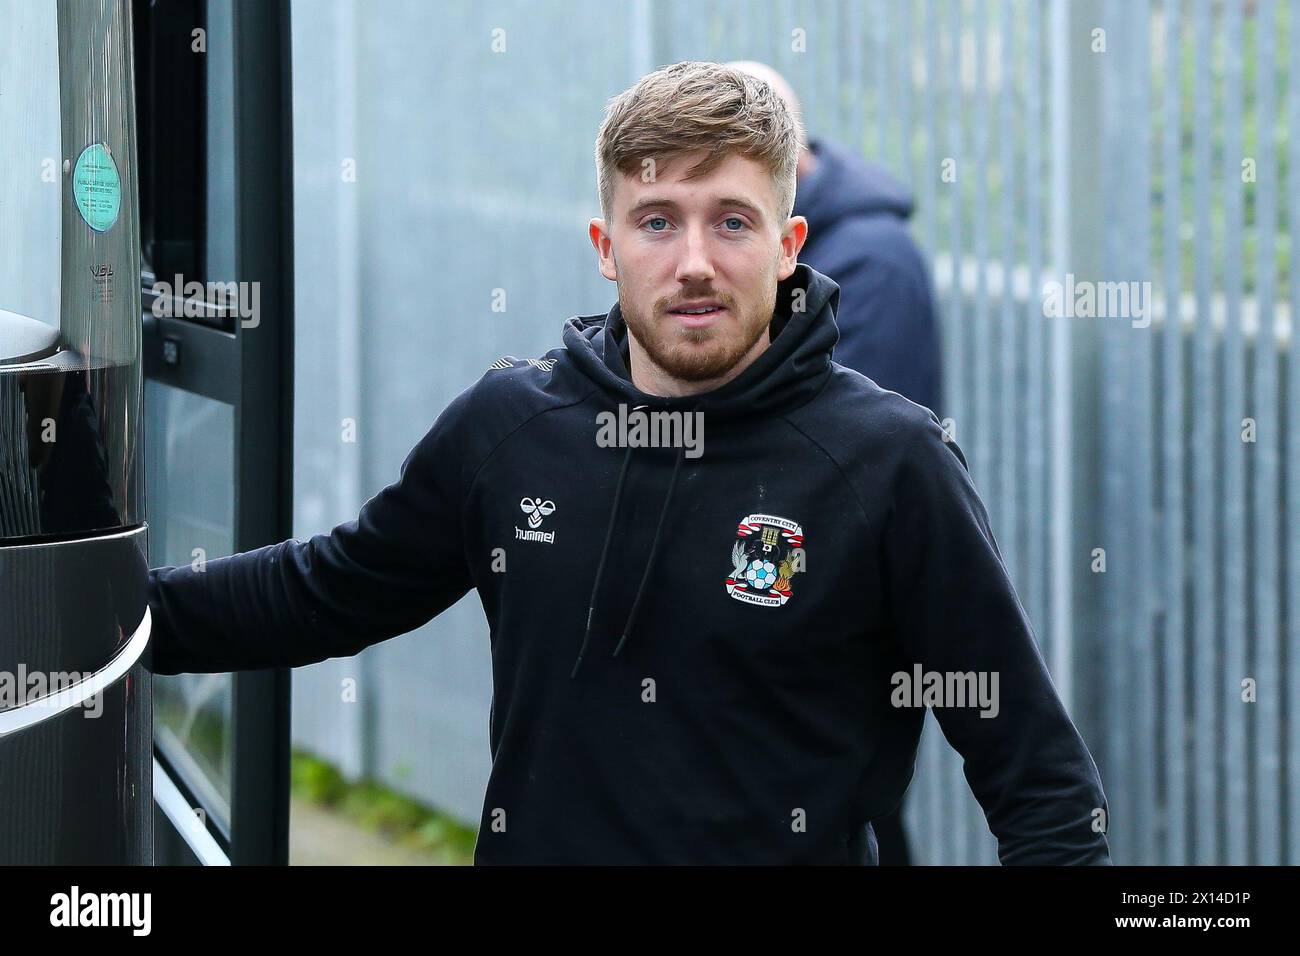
left=291, top=749, right=479, bottom=864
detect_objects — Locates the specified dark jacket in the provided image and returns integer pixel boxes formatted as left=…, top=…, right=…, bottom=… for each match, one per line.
left=148, top=263, right=1110, bottom=865
left=794, top=137, right=942, bottom=415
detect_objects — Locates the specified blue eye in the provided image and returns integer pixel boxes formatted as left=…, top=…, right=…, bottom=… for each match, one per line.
left=723, top=217, right=746, bottom=231
left=645, top=217, right=669, bottom=231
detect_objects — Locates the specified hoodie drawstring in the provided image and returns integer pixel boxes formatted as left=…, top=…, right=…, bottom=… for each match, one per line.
left=570, top=444, right=635, bottom=679
left=570, top=401, right=698, bottom=678
left=611, top=444, right=684, bottom=660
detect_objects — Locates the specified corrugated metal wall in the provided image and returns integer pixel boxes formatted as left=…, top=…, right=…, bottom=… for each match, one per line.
left=288, top=0, right=1298, bottom=864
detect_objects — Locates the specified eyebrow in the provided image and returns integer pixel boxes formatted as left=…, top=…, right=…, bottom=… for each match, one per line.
left=625, top=196, right=766, bottom=222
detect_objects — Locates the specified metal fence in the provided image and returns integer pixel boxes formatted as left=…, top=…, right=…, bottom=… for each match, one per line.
left=288, top=0, right=1298, bottom=865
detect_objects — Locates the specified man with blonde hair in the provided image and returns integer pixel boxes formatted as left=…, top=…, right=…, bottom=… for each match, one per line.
left=148, top=61, right=1110, bottom=865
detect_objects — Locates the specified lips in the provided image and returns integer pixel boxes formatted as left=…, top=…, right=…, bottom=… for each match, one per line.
left=668, top=302, right=727, bottom=328
left=669, top=300, right=726, bottom=316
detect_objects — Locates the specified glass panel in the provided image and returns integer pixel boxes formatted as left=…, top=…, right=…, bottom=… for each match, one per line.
left=145, top=378, right=235, bottom=830
left=1, top=0, right=143, bottom=542
left=0, top=0, right=61, bottom=331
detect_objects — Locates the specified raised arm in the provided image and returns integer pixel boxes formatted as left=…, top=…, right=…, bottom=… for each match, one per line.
left=148, top=392, right=475, bottom=675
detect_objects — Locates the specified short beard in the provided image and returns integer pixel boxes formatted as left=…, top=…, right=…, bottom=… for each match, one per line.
left=620, top=288, right=774, bottom=383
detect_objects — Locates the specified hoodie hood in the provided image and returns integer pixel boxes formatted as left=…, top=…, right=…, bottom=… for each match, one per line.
left=561, top=261, right=841, bottom=422
left=793, top=137, right=914, bottom=234
left=559, top=262, right=841, bottom=675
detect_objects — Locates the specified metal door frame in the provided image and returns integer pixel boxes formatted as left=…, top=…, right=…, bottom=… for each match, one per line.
left=140, top=0, right=294, bottom=866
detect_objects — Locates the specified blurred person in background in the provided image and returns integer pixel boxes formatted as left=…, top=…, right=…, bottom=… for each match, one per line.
left=729, top=61, right=942, bottom=415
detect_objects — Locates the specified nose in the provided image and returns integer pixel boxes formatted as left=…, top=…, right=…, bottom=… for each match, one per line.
left=674, top=222, right=716, bottom=288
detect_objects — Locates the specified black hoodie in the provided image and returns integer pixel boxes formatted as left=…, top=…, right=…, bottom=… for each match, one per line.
left=147, top=263, right=1111, bottom=865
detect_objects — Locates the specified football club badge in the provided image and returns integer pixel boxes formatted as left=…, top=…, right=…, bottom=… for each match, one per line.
left=725, top=513, right=805, bottom=607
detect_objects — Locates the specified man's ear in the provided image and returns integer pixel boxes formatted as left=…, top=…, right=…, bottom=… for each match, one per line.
left=590, top=219, right=618, bottom=281
left=778, top=215, right=808, bottom=279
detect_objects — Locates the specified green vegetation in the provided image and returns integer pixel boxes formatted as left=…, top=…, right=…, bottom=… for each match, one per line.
left=1150, top=0, right=1294, bottom=295
left=291, top=750, right=478, bottom=864
left=817, top=0, right=1296, bottom=296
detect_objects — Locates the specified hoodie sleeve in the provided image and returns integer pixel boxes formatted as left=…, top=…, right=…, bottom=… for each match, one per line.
left=880, top=412, right=1112, bottom=865
left=147, top=391, right=476, bottom=675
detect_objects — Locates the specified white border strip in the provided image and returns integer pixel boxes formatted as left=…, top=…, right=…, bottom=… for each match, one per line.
left=1, top=524, right=144, bottom=550
left=153, top=757, right=230, bottom=866
left=0, top=606, right=152, bottom=737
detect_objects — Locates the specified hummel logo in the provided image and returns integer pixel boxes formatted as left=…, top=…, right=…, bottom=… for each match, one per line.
left=515, top=497, right=556, bottom=544
left=520, top=497, right=555, bottom=529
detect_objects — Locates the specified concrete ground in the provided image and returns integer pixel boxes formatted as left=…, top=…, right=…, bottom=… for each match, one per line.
left=288, top=796, right=468, bottom=866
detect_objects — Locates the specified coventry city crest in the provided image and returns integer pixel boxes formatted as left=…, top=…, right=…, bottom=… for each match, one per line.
left=725, top=513, right=805, bottom=607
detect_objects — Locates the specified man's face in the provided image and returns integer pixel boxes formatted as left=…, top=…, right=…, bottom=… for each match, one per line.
left=589, top=149, right=807, bottom=391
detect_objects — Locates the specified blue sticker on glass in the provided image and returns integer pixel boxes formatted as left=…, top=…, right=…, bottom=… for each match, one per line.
left=72, top=143, right=121, bottom=232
